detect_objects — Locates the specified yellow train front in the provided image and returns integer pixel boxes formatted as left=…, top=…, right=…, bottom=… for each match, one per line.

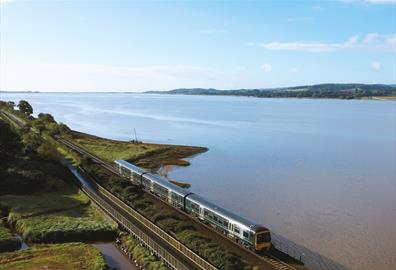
left=115, top=159, right=273, bottom=253
left=254, top=228, right=272, bottom=251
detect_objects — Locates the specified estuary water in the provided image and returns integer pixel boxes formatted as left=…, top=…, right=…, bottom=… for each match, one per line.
left=1, top=92, right=395, bottom=270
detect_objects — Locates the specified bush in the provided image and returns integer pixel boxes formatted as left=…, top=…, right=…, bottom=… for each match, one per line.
left=0, top=224, right=21, bottom=252
left=84, top=162, right=248, bottom=269
left=121, top=234, right=169, bottom=270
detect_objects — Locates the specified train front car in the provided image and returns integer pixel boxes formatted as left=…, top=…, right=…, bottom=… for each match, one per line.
left=253, top=226, right=271, bottom=252
left=186, top=193, right=272, bottom=252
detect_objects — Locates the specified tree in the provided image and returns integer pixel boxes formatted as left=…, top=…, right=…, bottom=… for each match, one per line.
left=38, top=113, right=55, bottom=123
left=18, top=100, right=33, bottom=115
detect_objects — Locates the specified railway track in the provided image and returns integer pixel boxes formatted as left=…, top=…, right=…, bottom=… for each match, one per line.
left=56, top=136, right=299, bottom=270
left=1, top=109, right=300, bottom=270
left=66, top=163, right=216, bottom=270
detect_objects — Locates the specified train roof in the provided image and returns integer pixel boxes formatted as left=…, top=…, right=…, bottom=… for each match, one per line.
left=115, top=159, right=147, bottom=175
left=115, top=160, right=269, bottom=233
left=144, top=173, right=190, bottom=197
left=186, top=193, right=268, bottom=233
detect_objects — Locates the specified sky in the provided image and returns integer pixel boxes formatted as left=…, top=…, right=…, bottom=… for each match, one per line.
left=0, top=0, right=395, bottom=92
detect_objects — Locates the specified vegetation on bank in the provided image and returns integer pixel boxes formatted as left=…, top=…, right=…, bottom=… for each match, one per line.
left=146, top=83, right=396, bottom=99
left=71, top=131, right=208, bottom=171
left=1, top=101, right=265, bottom=269
left=0, top=193, right=117, bottom=243
left=83, top=162, right=251, bottom=270
left=0, top=106, right=117, bottom=244
left=0, top=242, right=107, bottom=270
left=0, top=224, right=20, bottom=253
left=0, top=101, right=178, bottom=269
left=120, top=234, right=169, bottom=270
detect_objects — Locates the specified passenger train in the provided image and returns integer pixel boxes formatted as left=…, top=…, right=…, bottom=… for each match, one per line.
left=115, top=159, right=272, bottom=251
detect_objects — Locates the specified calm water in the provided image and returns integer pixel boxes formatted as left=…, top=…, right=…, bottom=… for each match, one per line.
left=1, top=93, right=395, bottom=270
left=92, top=243, right=138, bottom=270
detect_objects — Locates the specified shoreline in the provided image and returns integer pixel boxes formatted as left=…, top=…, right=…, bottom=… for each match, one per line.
left=70, top=130, right=208, bottom=188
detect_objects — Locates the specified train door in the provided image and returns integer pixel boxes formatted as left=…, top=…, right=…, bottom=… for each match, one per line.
left=199, top=207, right=204, bottom=220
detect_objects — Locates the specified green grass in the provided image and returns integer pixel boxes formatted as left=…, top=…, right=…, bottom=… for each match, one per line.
left=0, top=224, right=20, bottom=252
left=71, top=131, right=207, bottom=171
left=0, top=192, right=117, bottom=243
left=0, top=242, right=106, bottom=270
left=0, top=192, right=89, bottom=223
left=121, top=234, right=169, bottom=270
left=86, top=164, right=251, bottom=270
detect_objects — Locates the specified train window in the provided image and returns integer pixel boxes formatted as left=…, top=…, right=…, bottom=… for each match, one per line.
left=243, top=231, right=249, bottom=238
left=213, top=216, right=218, bottom=221
left=223, top=220, right=228, bottom=227
left=234, top=227, right=240, bottom=234
left=192, top=203, right=199, bottom=212
left=256, top=232, right=271, bottom=244
left=204, top=210, right=208, bottom=216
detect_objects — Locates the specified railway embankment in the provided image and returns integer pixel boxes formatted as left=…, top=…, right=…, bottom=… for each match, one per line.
left=0, top=100, right=311, bottom=270
left=0, top=103, right=171, bottom=269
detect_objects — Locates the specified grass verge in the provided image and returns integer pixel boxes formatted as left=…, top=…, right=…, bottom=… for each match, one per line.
left=0, top=192, right=117, bottom=244
left=120, top=234, right=169, bottom=270
left=0, top=242, right=106, bottom=270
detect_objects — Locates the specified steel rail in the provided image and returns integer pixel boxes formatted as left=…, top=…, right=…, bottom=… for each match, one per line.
left=58, top=136, right=299, bottom=270
left=1, top=109, right=299, bottom=270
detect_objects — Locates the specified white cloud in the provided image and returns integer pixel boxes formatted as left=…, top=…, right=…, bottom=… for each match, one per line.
left=260, top=36, right=359, bottom=52
left=0, top=62, right=256, bottom=92
left=290, top=67, right=299, bottom=73
left=260, top=64, right=272, bottom=72
left=371, top=62, right=381, bottom=70
left=363, top=32, right=380, bottom=43
left=260, top=33, right=395, bottom=52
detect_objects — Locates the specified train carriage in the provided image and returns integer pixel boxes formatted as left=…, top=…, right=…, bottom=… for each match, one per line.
left=115, top=160, right=145, bottom=185
left=143, top=173, right=191, bottom=208
left=114, top=159, right=271, bottom=251
left=185, top=193, right=271, bottom=250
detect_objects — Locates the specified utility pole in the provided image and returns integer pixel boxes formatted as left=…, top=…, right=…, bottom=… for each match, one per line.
left=134, top=128, right=138, bottom=143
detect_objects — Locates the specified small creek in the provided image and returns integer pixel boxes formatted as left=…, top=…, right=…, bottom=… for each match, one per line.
left=92, top=242, right=139, bottom=270
left=15, top=234, right=29, bottom=250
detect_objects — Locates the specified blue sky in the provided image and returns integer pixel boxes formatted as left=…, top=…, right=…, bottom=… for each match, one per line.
left=1, top=0, right=395, bottom=92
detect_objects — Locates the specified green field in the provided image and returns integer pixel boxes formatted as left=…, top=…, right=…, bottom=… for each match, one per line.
left=0, top=192, right=89, bottom=223
left=71, top=131, right=207, bottom=171
left=0, top=243, right=106, bottom=270
left=0, top=192, right=117, bottom=243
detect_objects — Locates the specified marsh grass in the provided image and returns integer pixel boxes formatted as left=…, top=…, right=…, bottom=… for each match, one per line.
left=121, top=234, right=169, bottom=270
left=0, top=224, right=20, bottom=252
left=0, top=192, right=117, bottom=244
left=0, top=242, right=106, bottom=270
left=71, top=131, right=207, bottom=171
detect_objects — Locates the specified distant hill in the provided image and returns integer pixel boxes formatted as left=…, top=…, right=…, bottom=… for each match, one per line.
left=145, top=84, right=396, bottom=99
